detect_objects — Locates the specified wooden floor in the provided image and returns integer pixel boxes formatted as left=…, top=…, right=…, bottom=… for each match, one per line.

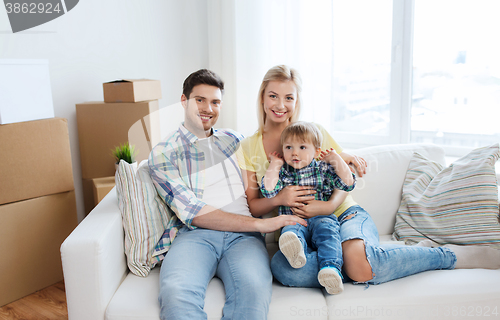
left=0, top=281, right=68, bottom=320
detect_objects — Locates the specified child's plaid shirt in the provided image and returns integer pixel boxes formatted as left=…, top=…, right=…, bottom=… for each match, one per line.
left=260, top=159, right=356, bottom=216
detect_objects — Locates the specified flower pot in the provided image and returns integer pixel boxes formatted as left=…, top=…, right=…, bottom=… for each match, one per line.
left=115, top=161, right=138, bottom=172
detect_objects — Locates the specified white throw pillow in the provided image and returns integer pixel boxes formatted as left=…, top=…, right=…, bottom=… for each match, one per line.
left=393, top=144, right=500, bottom=248
left=115, top=159, right=173, bottom=277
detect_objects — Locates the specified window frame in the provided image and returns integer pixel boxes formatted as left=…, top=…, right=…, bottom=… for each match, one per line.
left=332, top=0, right=414, bottom=149
left=334, top=0, right=489, bottom=157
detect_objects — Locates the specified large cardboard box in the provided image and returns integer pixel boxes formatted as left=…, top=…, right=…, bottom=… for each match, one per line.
left=0, top=118, right=74, bottom=205
left=0, top=59, right=55, bottom=125
left=0, top=191, right=78, bottom=306
left=103, top=79, right=162, bottom=103
left=76, top=100, right=160, bottom=180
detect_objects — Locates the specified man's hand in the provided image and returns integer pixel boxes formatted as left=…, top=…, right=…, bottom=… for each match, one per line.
left=254, top=214, right=307, bottom=233
left=193, top=206, right=306, bottom=233
left=277, top=185, right=316, bottom=207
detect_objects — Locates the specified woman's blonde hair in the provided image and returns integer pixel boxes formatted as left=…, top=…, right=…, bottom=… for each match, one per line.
left=257, top=65, right=302, bottom=133
left=280, top=121, right=323, bottom=149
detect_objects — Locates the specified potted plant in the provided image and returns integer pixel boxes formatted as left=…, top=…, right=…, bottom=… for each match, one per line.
left=112, top=142, right=138, bottom=170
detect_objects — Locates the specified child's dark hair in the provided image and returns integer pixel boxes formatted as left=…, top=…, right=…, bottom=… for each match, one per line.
left=280, top=121, right=323, bottom=149
left=182, top=69, right=224, bottom=99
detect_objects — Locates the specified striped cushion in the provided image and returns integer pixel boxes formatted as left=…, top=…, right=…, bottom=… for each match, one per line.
left=115, top=160, right=172, bottom=277
left=393, top=144, right=500, bottom=248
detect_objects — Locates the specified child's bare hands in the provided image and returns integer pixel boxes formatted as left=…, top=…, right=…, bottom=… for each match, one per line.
left=318, top=148, right=332, bottom=160
left=269, top=151, right=284, bottom=165
left=319, top=148, right=341, bottom=163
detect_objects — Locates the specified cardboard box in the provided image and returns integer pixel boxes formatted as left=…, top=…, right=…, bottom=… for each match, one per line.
left=93, top=176, right=115, bottom=206
left=103, top=79, right=162, bottom=103
left=82, top=178, right=95, bottom=215
left=0, top=59, right=55, bottom=125
left=76, top=100, right=160, bottom=180
left=0, top=118, right=74, bottom=205
left=0, top=191, right=78, bottom=306
left=82, top=177, right=115, bottom=215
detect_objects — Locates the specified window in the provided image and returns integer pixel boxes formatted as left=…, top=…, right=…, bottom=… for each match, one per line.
left=324, top=0, right=500, bottom=154
left=411, top=0, right=500, bottom=154
left=223, top=0, right=500, bottom=155
left=331, top=1, right=393, bottom=138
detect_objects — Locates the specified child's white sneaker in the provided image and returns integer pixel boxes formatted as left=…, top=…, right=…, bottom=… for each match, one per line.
left=279, top=232, right=306, bottom=268
left=318, top=267, right=344, bottom=294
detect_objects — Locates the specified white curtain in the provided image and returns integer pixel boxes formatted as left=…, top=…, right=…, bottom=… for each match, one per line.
left=207, top=0, right=334, bottom=137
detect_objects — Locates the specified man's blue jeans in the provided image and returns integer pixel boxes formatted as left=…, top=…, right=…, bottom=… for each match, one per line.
left=281, top=215, right=342, bottom=271
left=159, top=227, right=272, bottom=320
left=272, top=205, right=456, bottom=287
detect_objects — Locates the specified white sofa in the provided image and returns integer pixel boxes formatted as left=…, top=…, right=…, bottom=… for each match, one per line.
left=61, top=143, right=500, bottom=320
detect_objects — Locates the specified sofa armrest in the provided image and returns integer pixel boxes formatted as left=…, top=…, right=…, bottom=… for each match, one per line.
left=61, top=187, right=127, bottom=320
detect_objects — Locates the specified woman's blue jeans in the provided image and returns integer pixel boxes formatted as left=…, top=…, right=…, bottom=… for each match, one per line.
left=271, top=205, right=457, bottom=287
left=159, top=227, right=272, bottom=320
left=282, top=215, right=342, bottom=270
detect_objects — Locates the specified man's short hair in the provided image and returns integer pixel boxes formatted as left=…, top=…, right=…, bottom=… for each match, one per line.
left=182, top=69, right=224, bottom=99
left=280, top=121, right=323, bottom=149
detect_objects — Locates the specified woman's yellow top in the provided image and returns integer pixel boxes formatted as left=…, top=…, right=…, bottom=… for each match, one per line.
left=238, top=123, right=357, bottom=217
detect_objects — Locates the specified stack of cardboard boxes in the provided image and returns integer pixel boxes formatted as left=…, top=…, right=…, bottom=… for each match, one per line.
left=77, top=79, right=162, bottom=214
left=0, top=117, right=78, bottom=306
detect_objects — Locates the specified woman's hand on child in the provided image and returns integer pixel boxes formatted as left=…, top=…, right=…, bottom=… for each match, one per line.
left=277, top=185, right=316, bottom=208
left=291, top=200, right=333, bottom=219
left=339, top=152, right=367, bottom=177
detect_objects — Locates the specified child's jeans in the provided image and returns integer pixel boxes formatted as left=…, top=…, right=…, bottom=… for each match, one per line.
left=281, top=214, right=343, bottom=271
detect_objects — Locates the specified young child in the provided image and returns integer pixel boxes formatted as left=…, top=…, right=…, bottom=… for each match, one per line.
left=260, top=121, right=356, bottom=294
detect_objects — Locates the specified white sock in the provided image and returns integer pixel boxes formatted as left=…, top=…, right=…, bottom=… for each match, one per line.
left=444, top=244, right=500, bottom=269
left=279, top=232, right=306, bottom=269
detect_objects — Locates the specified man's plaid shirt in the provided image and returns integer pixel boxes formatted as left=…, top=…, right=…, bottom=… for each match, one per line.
left=148, top=124, right=243, bottom=260
left=260, top=159, right=356, bottom=216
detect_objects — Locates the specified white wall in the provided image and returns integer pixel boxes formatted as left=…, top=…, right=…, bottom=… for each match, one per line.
left=0, top=0, right=209, bottom=222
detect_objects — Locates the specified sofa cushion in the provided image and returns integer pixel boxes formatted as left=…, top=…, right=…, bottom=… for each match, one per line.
left=105, top=268, right=162, bottom=320
left=348, top=144, right=445, bottom=236
left=105, top=268, right=231, bottom=320
left=325, top=268, right=500, bottom=320
left=115, top=160, right=173, bottom=277
left=105, top=268, right=328, bottom=320
left=269, top=285, right=328, bottom=320
left=393, top=144, right=500, bottom=247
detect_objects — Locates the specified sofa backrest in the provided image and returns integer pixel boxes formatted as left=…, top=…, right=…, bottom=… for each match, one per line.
left=348, top=143, right=445, bottom=236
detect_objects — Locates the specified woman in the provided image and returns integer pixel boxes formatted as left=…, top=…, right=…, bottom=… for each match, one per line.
left=239, top=65, right=500, bottom=288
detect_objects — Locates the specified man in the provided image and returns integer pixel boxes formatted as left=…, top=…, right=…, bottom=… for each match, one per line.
left=149, top=69, right=305, bottom=320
